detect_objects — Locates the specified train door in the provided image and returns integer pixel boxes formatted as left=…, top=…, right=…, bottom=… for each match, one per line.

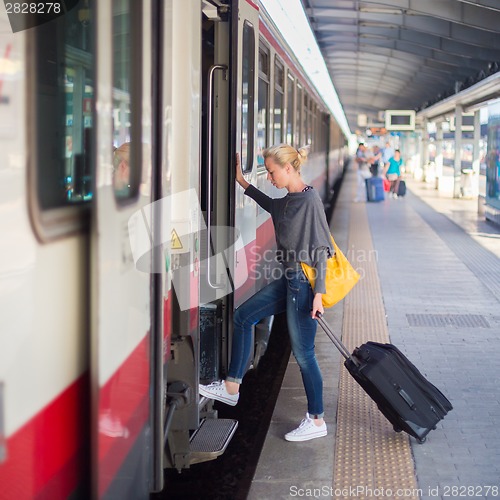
left=161, top=0, right=259, bottom=472
left=91, top=1, right=157, bottom=497
left=230, top=0, right=259, bottom=311
left=199, top=0, right=259, bottom=378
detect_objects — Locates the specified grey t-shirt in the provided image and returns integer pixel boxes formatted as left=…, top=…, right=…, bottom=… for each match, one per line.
left=244, top=184, right=333, bottom=294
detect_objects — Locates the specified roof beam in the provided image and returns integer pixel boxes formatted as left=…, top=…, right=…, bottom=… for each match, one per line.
left=456, top=0, right=500, bottom=11
left=323, top=41, right=476, bottom=77
left=308, top=5, right=500, bottom=33
left=329, top=24, right=500, bottom=52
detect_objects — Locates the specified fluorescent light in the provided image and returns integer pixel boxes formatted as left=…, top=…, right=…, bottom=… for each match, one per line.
left=260, top=0, right=352, bottom=138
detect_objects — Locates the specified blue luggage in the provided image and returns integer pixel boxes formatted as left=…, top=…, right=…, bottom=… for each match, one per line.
left=366, top=177, right=384, bottom=202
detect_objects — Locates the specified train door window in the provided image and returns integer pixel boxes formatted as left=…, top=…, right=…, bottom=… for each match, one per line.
left=295, top=83, right=302, bottom=147
left=32, top=1, right=94, bottom=218
left=241, top=21, right=255, bottom=173
left=257, top=43, right=270, bottom=167
left=112, top=0, right=140, bottom=201
left=273, top=58, right=284, bottom=145
left=286, top=72, right=294, bottom=145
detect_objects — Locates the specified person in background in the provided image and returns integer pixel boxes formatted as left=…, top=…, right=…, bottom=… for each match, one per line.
left=200, top=144, right=332, bottom=442
left=369, top=145, right=383, bottom=176
left=384, top=149, right=403, bottom=198
left=354, top=143, right=372, bottom=202
left=382, top=141, right=395, bottom=165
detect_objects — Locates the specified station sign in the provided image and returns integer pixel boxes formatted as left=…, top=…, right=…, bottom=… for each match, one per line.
left=385, top=110, right=416, bottom=131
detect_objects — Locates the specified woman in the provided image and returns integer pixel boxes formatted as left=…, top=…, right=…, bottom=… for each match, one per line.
left=200, top=144, right=333, bottom=442
left=384, top=149, right=403, bottom=198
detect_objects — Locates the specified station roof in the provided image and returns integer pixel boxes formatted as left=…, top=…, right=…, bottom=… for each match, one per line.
left=299, top=0, right=500, bottom=132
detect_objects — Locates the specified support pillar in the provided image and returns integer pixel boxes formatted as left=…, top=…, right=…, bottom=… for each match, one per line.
left=453, top=105, right=463, bottom=198
left=471, top=110, right=481, bottom=197
left=435, top=121, right=443, bottom=190
left=421, top=118, right=429, bottom=181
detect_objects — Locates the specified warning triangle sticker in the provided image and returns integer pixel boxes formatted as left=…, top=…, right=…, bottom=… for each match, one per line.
left=171, top=229, right=183, bottom=250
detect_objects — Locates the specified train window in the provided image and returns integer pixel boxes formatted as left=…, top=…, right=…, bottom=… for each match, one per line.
left=311, top=102, right=317, bottom=152
left=311, top=100, right=315, bottom=148
left=303, top=93, right=309, bottom=148
left=273, top=58, right=284, bottom=145
left=286, top=72, right=294, bottom=145
left=306, top=94, right=312, bottom=148
left=257, top=44, right=270, bottom=167
left=295, top=84, right=302, bottom=147
left=33, top=1, right=94, bottom=211
left=112, top=0, right=140, bottom=201
left=241, top=21, right=255, bottom=173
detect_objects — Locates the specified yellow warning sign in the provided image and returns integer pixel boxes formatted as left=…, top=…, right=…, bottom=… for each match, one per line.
left=171, top=229, right=183, bottom=250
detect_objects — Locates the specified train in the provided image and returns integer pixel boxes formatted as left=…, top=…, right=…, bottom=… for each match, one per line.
left=0, top=0, right=348, bottom=498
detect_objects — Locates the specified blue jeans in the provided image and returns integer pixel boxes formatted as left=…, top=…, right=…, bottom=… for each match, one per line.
left=227, top=269, right=324, bottom=418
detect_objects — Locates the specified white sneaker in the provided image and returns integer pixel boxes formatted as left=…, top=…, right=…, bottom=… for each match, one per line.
left=199, top=380, right=239, bottom=406
left=284, top=413, right=327, bottom=442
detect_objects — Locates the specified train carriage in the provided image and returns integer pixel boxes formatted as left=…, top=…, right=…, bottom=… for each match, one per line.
left=0, top=0, right=347, bottom=498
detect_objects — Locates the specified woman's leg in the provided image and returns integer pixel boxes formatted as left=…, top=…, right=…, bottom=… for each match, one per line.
left=226, top=275, right=287, bottom=384
left=199, top=275, right=288, bottom=405
left=393, top=176, right=401, bottom=196
left=355, top=169, right=366, bottom=201
left=285, top=272, right=324, bottom=419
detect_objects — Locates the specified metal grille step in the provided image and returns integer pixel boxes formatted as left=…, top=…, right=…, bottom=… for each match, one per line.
left=189, top=418, right=238, bottom=465
left=406, top=313, right=490, bottom=328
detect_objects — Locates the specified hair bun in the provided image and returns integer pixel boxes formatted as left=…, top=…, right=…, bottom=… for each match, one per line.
left=297, top=146, right=309, bottom=162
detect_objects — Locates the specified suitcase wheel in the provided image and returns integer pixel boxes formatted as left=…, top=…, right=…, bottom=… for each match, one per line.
left=393, top=426, right=402, bottom=433
left=417, top=437, right=427, bottom=444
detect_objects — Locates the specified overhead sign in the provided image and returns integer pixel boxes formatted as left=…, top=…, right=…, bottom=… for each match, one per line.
left=449, top=113, right=475, bottom=132
left=385, top=110, right=416, bottom=131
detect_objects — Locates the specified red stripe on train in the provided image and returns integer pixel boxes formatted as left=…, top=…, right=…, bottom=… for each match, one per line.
left=0, top=375, right=89, bottom=500
left=97, top=334, right=150, bottom=496
left=245, top=0, right=259, bottom=11
left=234, top=217, right=276, bottom=304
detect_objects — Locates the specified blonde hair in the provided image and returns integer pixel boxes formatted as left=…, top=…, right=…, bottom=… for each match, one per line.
left=113, top=142, right=130, bottom=167
left=262, top=144, right=309, bottom=173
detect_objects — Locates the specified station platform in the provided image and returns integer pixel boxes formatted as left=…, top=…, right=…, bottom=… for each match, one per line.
left=248, top=168, right=500, bottom=500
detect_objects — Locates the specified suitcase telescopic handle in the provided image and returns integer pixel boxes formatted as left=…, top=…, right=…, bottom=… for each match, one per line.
left=315, top=312, right=352, bottom=360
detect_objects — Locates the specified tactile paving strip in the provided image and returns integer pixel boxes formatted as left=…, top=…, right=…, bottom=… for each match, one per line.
left=332, top=199, right=420, bottom=500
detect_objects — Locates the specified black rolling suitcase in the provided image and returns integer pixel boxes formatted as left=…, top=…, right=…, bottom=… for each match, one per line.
left=316, top=314, right=452, bottom=443
left=397, top=180, right=406, bottom=197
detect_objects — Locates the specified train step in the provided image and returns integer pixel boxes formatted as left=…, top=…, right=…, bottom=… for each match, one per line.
left=189, top=418, right=238, bottom=465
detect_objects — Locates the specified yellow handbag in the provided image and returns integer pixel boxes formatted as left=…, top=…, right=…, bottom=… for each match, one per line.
left=301, top=236, right=360, bottom=308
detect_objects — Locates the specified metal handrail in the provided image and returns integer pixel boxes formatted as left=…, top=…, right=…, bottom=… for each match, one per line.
left=206, top=64, right=227, bottom=289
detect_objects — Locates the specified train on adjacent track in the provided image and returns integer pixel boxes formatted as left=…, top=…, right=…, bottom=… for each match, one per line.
left=0, top=0, right=348, bottom=497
